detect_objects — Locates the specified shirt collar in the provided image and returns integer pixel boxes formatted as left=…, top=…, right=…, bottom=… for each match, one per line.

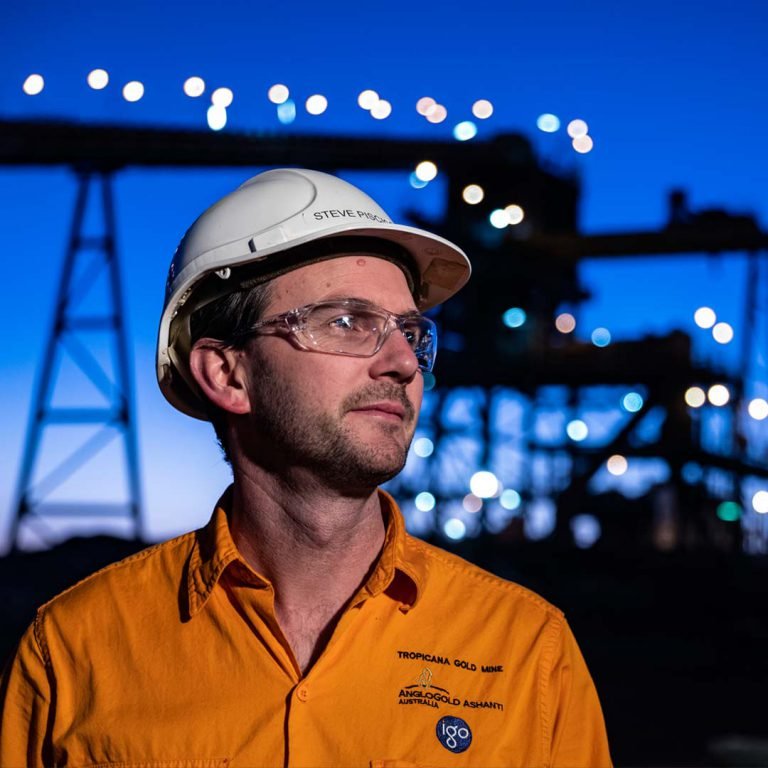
left=186, top=486, right=425, bottom=619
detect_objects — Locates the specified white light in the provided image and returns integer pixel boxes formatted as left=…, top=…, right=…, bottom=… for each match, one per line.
left=358, top=89, right=379, bottom=110
left=694, top=306, right=716, bottom=329
left=489, top=209, right=510, bottom=229
left=572, top=135, right=594, bottom=154
left=712, top=322, right=734, bottom=344
left=22, top=74, right=44, bottom=95
left=753, top=491, right=768, bottom=514
left=87, top=69, right=109, bottom=90
left=444, top=518, right=467, bottom=540
left=122, top=81, right=144, bottom=102
left=500, top=489, right=521, bottom=510
left=472, top=99, right=493, bottom=119
left=415, top=492, right=436, bottom=512
left=537, top=113, right=560, bottom=132
left=567, top=119, right=589, bottom=138
left=416, top=96, right=436, bottom=116
left=607, top=455, right=628, bottom=476
left=268, top=84, right=290, bottom=104
left=277, top=99, right=296, bottom=124
left=207, top=105, right=227, bottom=131
left=504, top=204, right=524, bottom=225
left=748, top=398, right=768, bottom=420
left=413, top=437, right=434, bottom=457
left=707, top=384, right=730, bottom=406
left=462, top=494, right=483, bottom=513
left=426, top=104, right=447, bottom=123
left=462, top=184, right=484, bottom=204
left=211, top=87, right=234, bottom=108
left=183, top=76, right=205, bottom=98
left=566, top=419, right=588, bottom=441
left=370, top=99, right=392, bottom=119
left=685, top=386, right=706, bottom=408
left=306, top=94, right=328, bottom=115
left=470, top=471, right=500, bottom=499
left=453, top=120, right=478, bottom=141
left=415, top=160, right=438, bottom=182
left=555, top=313, right=576, bottom=333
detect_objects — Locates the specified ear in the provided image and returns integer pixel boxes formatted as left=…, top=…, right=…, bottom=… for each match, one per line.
left=189, top=340, right=252, bottom=415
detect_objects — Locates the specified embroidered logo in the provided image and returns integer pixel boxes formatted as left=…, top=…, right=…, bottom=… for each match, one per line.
left=436, top=715, right=472, bottom=753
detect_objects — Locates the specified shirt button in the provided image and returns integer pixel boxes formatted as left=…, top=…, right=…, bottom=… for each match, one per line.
left=296, top=685, right=309, bottom=702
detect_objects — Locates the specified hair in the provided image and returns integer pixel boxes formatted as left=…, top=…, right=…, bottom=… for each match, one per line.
left=189, top=278, right=274, bottom=465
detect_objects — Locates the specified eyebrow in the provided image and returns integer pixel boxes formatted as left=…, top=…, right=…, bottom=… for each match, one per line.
left=321, top=295, right=421, bottom=316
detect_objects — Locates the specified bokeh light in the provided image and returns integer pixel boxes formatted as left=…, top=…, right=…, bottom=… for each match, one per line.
left=267, top=84, right=289, bottom=104
left=607, top=454, right=628, bottom=476
left=415, top=161, right=438, bottom=182
left=444, top=518, right=467, bottom=540
left=453, top=120, right=478, bottom=141
left=572, top=135, right=594, bottom=154
left=206, top=105, right=227, bottom=131
left=571, top=514, right=601, bottom=548
left=622, top=392, right=644, bottom=412
left=500, top=489, right=522, bottom=510
left=409, top=172, right=428, bottom=189
left=426, top=104, right=447, bottom=123
left=415, top=492, right=436, bottom=512
left=712, top=322, right=734, bottom=344
left=277, top=99, right=296, bottom=125
left=211, top=87, right=233, bottom=108
left=357, top=89, right=379, bottom=110
left=716, top=501, right=742, bottom=522
left=122, top=81, right=144, bottom=102
left=752, top=491, right=768, bottom=514
left=591, top=327, right=611, bottom=347
left=22, top=74, right=44, bottom=95
left=462, top=184, right=484, bottom=204
left=566, top=419, right=589, bottom=441
left=462, top=494, right=483, bottom=514
left=685, top=386, right=706, bottom=408
left=504, top=204, right=525, bottom=225
left=413, top=437, right=434, bottom=457
left=555, top=313, right=576, bottom=333
left=567, top=119, right=589, bottom=138
left=416, top=97, right=436, bottom=116
left=469, top=471, right=500, bottom=498
left=472, top=99, right=493, bottom=119
left=707, top=384, right=730, bottom=406
left=305, top=94, right=328, bottom=115
left=748, top=398, right=768, bottom=420
left=87, top=69, right=109, bottom=90
left=503, top=307, right=527, bottom=328
left=694, top=306, right=716, bottom=328
left=183, top=76, right=205, bottom=98
left=370, top=99, right=392, bottom=119
left=489, top=209, right=510, bottom=228
left=537, top=113, right=560, bottom=132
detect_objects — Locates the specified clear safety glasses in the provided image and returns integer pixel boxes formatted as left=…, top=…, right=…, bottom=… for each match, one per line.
left=237, top=298, right=438, bottom=372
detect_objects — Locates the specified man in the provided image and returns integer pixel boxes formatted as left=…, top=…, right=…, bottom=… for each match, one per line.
left=1, top=169, right=611, bottom=766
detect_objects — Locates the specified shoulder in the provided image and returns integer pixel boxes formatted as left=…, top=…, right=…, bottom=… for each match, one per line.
left=36, top=532, right=196, bottom=631
left=404, top=533, right=564, bottom=623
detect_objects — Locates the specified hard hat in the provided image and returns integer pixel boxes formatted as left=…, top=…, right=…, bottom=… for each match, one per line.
left=157, top=168, right=471, bottom=419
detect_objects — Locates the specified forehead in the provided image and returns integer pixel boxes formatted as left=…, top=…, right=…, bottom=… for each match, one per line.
left=265, top=255, right=418, bottom=314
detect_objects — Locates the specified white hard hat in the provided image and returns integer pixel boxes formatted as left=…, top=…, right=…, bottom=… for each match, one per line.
left=157, top=168, right=471, bottom=419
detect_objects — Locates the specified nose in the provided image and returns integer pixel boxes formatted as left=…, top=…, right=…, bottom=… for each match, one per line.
left=368, top=323, right=420, bottom=382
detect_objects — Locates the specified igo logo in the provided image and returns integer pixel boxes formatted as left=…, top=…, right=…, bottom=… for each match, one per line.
left=436, top=715, right=472, bottom=753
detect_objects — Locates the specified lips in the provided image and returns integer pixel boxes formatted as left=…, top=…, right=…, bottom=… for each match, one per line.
left=351, top=401, right=406, bottom=419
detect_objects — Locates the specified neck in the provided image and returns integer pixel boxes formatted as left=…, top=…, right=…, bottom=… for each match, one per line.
left=229, top=465, right=387, bottom=672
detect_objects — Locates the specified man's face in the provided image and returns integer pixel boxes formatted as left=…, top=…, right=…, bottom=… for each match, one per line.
left=237, top=255, right=424, bottom=493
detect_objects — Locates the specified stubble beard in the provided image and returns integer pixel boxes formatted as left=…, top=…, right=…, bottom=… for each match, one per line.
left=241, top=357, right=418, bottom=493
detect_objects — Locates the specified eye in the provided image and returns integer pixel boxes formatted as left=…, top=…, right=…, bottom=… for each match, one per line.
left=327, top=312, right=366, bottom=332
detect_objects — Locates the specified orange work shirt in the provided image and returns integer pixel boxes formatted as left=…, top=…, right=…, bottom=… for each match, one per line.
left=0, top=489, right=611, bottom=767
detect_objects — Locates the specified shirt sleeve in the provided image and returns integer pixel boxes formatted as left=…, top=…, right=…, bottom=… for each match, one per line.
left=542, top=615, right=612, bottom=768
left=0, top=614, right=53, bottom=768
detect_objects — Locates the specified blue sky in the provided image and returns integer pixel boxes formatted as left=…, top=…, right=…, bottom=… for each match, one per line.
left=1, top=0, right=766, bottom=549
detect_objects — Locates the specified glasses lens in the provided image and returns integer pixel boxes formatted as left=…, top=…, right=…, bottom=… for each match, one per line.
left=303, top=304, right=383, bottom=354
left=402, top=317, right=436, bottom=372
